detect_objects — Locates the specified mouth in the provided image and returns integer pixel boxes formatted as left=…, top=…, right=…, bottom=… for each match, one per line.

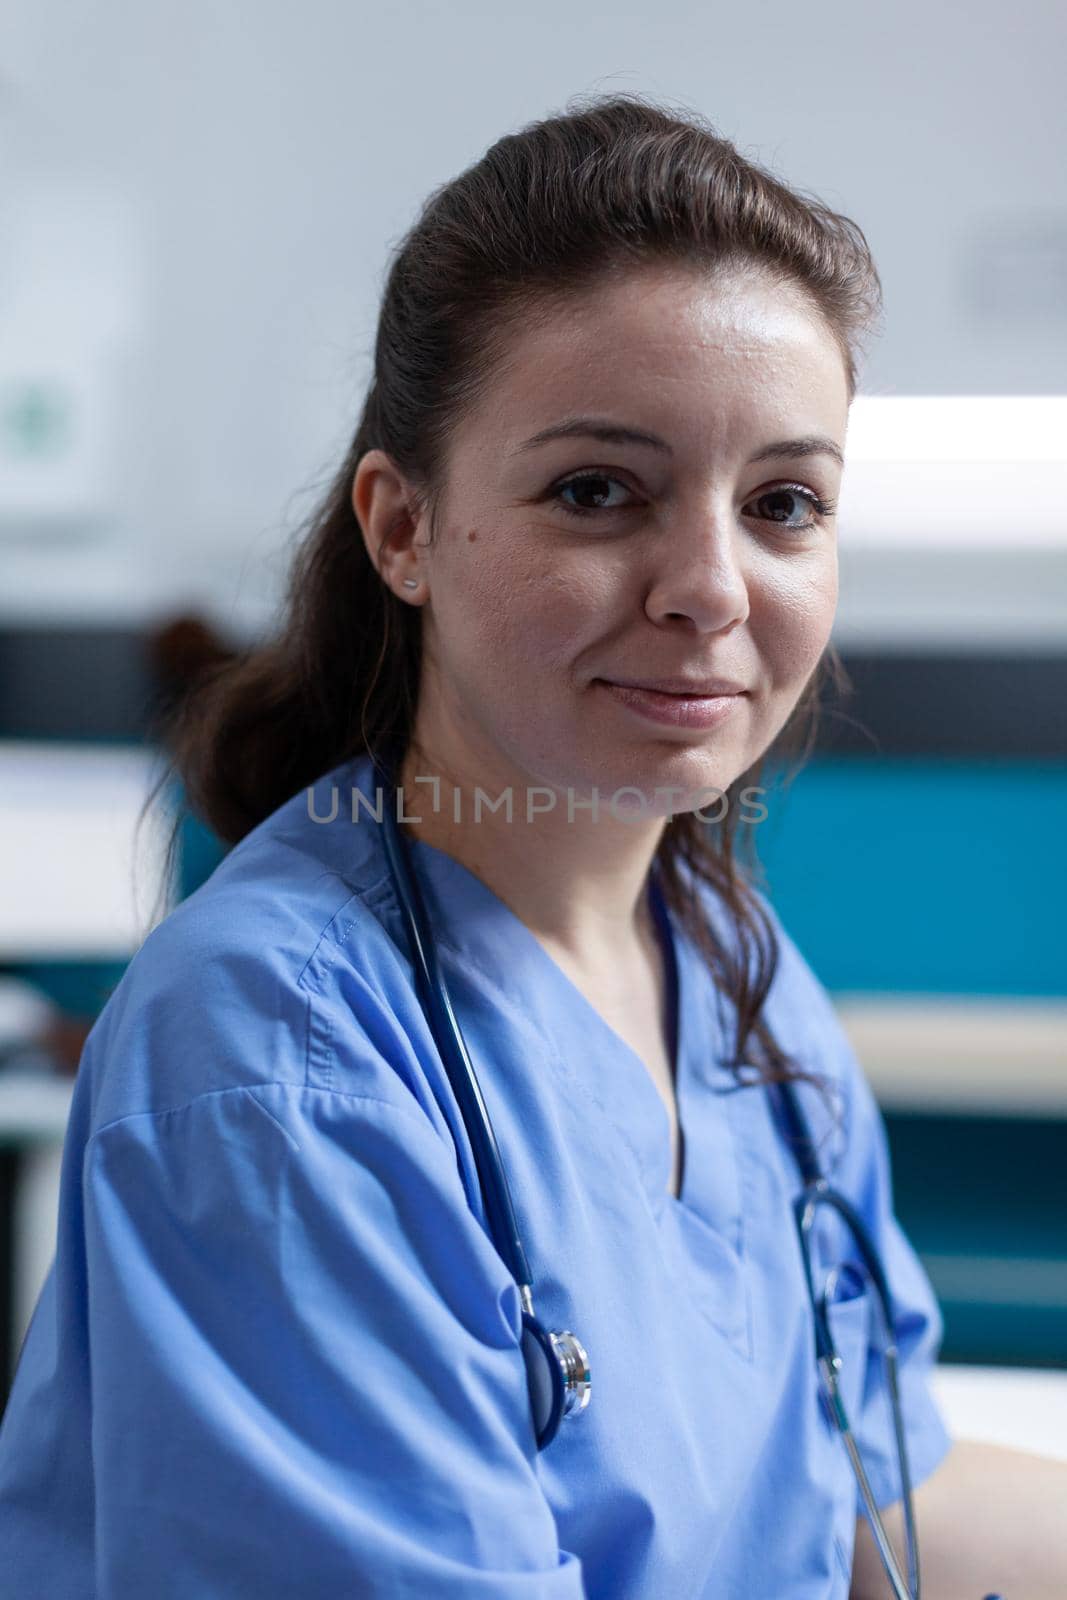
left=600, top=675, right=748, bottom=697
left=594, top=678, right=746, bottom=730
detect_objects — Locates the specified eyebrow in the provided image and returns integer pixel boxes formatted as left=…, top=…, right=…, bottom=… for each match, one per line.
left=513, top=416, right=845, bottom=468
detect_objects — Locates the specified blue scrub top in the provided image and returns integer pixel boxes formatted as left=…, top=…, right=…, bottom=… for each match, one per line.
left=0, top=752, right=951, bottom=1597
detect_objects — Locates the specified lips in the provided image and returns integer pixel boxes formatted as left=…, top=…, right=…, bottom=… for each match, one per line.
left=595, top=679, right=744, bottom=729
left=599, top=676, right=746, bottom=697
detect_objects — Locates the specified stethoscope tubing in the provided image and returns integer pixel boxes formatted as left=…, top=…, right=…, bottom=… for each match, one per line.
left=373, top=746, right=533, bottom=1292
left=367, top=745, right=947, bottom=1597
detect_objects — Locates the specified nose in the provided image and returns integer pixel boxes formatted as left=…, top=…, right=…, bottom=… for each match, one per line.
left=643, top=499, right=750, bottom=632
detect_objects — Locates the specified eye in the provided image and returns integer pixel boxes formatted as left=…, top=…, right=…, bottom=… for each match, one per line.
left=550, top=471, right=637, bottom=519
left=745, top=483, right=837, bottom=530
left=547, top=472, right=837, bottom=529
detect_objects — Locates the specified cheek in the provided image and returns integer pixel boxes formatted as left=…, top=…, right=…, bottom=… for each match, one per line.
left=749, top=553, right=838, bottom=679
left=446, top=531, right=617, bottom=671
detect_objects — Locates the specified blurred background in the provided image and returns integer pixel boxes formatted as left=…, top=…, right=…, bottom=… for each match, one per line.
left=1, top=1, right=1064, bottom=1447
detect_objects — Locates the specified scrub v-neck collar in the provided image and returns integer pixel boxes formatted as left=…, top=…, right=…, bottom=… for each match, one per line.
left=369, top=843, right=696, bottom=1211
left=394, top=823, right=747, bottom=1251
left=409, top=829, right=683, bottom=1145
left=345, top=752, right=741, bottom=1226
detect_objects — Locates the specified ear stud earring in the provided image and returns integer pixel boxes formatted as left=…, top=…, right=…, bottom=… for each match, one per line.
left=402, top=579, right=418, bottom=590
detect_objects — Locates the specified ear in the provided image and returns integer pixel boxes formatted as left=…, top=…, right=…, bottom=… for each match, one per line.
left=351, top=449, right=428, bottom=602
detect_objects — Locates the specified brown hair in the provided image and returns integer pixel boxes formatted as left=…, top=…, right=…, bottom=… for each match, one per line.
left=163, top=91, right=878, bottom=1111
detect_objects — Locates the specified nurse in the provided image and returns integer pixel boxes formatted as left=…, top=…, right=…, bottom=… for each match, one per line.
left=2, top=93, right=1065, bottom=1598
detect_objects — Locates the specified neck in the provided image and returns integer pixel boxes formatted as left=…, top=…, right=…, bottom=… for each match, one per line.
left=394, top=733, right=667, bottom=971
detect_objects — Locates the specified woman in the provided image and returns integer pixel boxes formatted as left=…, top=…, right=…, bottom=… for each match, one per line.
left=1, top=93, right=1062, bottom=1598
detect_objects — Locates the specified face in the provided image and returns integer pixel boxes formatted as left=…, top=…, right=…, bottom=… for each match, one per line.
left=376, top=264, right=849, bottom=820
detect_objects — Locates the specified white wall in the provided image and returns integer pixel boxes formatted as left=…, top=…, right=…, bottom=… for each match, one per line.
left=3, top=0, right=1065, bottom=635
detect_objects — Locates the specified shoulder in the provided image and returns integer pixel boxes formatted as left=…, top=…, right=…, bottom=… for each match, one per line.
left=685, top=866, right=842, bottom=1050
left=752, top=884, right=894, bottom=1186
left=687, top=869, right=872, bottom=1173
left=749, top=885, right=845, bottom=1057
left=80, top=766, right=426, bottom=1134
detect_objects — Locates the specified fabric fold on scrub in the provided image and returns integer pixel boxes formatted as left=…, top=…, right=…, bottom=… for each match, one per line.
left=0, top=751, right=951, bottom=1599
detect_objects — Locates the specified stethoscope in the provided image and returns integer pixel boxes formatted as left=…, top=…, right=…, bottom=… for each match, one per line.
left=371, top=746, right=1004, bottom=1600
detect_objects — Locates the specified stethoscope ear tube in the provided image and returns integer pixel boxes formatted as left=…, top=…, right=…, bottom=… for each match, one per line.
left=370, top=744, right=591, bottom=1449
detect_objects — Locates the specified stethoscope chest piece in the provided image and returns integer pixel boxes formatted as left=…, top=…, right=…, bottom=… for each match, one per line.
left=521, top=1312, right=591, bottom=1449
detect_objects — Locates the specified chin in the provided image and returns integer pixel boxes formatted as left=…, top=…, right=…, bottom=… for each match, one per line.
left=579, top=741, right=744, bottom=807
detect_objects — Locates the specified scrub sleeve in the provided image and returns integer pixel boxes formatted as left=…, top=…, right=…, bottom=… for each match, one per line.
left=82, top=1076, right=585, bottom=1597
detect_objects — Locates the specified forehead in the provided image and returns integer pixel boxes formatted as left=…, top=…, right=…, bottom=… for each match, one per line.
left=460, top=265, right=850, bottom=456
